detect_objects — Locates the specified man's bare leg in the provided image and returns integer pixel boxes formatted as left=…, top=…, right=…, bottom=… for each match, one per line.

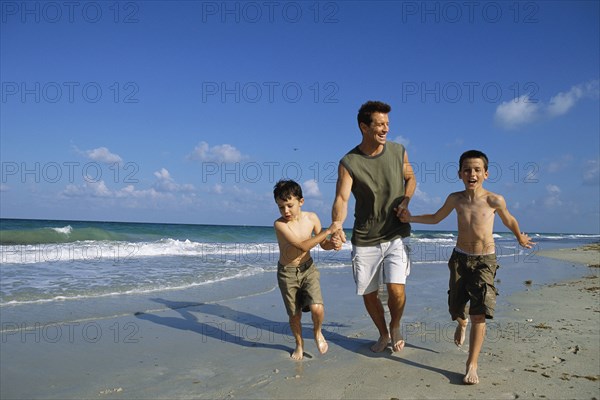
left=289, top=313, right=304, bottom=360
left=464, top=314, right=486, bottom=384
left=455, top=317, right=468, bottom=347
left=363, top=290, right=390, bottom=352
left=387, top=283, right=406, bottom=352
left=310, top=304, right=328, bottom=354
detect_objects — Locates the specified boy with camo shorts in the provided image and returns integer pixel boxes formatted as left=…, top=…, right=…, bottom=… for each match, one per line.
left=401, top=150, right=534, bottom=384
left=273, top=180, right=341, bottom=360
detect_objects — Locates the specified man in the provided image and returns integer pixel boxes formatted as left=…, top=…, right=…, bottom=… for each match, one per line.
left=332, top=100, right=416, bottom=353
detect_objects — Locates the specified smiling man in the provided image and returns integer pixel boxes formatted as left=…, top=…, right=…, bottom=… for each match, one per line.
left=331, top=100, right=416, bottom=354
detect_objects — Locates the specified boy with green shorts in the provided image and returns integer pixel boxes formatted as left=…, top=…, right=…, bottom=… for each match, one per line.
left=273, top=180, right=341, bottom=360
left=401, top=150, right=534, bottom=384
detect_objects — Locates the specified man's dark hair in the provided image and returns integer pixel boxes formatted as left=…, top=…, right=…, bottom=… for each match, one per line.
left=459, top=150, right=489, bottom=171
left=273, top=179, right=303, bottom=201
left=357, top=101, right=391, bottom=127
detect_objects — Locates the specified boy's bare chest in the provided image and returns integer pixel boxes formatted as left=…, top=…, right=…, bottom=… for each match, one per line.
left=286, top=219, right=314, bottom=239
left=455, top=200, right=495, bottom=223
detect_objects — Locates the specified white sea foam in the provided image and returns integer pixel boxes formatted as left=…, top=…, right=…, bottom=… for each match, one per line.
left=412, top=238, right=455, bottom=243
left=51, top=225, right=73, bottom=235
left=2, top=230, right=597, bottom=307
left=0, top=266, right=267, bottom=307
left=0, top=239, right=279, bottom=265
left=2, top=232, right=596, bottom=266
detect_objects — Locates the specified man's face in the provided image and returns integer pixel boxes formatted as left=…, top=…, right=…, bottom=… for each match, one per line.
left=361, top=112, right=389, bottom=146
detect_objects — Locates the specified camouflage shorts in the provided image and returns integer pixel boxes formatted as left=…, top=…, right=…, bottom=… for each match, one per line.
left=448, top=249, right=499, bottom=320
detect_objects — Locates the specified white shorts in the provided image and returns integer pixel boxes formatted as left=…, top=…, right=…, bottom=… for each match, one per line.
left=351, top=237, right=411, bottom=295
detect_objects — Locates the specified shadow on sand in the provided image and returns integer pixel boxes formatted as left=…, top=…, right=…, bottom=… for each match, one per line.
left=136, top=298, right=461, bottom=383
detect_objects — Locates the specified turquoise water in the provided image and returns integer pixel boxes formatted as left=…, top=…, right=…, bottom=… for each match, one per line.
left=1, top=218, right=597, bottom=317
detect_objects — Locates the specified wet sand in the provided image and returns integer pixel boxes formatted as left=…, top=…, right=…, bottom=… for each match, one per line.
left=1, top=244, right=598, bottom=399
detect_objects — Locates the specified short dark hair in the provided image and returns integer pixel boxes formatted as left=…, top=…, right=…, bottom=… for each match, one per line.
left=459, top=150, right=489, bottom=171
left=273, top=179, right=303, bottom=201
left=357, top=100, right=391, bottom=127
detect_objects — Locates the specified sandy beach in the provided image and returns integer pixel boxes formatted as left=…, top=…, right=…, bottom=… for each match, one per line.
left=1, top=243, right=599, bottom=399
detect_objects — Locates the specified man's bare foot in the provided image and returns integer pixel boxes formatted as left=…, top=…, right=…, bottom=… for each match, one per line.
left=463, top=364, right=479, bottom=384
left=314, top=332, right=328, bottom=355
left=390, top=327, right=405, bottom=352
left=455, top=322, right=467, bottom=347
left=370, top=335, right=391, bottom=352
left=291, top=342, right=304, bottom=360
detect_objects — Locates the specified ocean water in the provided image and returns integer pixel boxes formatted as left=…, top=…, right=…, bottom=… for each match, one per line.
left=1, top=218, right=598, bottom=326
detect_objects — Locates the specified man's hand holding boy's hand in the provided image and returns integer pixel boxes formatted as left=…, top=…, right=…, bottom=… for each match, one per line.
left=399, top=208, right=411, bottom=223
left=331, top=234, right=343, bottom=250
left=328, top=221, right=342, bottom=235
left=394, top=197, right=411, bottom=218
left=329, top=221, right=345, bottom=250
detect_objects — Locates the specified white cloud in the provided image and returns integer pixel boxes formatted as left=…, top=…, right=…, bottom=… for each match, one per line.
left=212, top=184, right=224, bottom=194
left=494, top=94, right=540, bottom=130
left=63, top=180, right=110, bottom=198
left=543, top=184, right=562, bottom=208
left=546, top=184, right=560, bottom=194
left=392, top=136, right=410, bottom=146
left=546, top=154, right=573, bottom=173
left=547, top=80, right=599, bottom=117
left=302, top=179, right=321, bottom=198
left=412, top=187, right=442, bottom=206
left=495, top=80, right=599, bottom=130
left=153, top=168, right=195, bottom=192
left=189, top=141, right=245, bottom=163
left=583, top=159, right=599, bottom=186
left=547, top=87, right=582, bottom=117
left=115, top=185, right=163, bottom=199
left=85, top=147, right=123, bottom=164
left=62, top=180, right=164, bottom=200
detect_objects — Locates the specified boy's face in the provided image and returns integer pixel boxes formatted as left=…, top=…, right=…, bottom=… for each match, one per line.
left=360, top=112, right=389, bottom=146
left=459, top=158, right=488, bottom=190
left=275, top=196, right=304, bottom=221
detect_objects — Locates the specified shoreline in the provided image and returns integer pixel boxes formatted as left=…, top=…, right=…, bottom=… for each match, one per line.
left=1, top=244, right=598, bottom=399
left=537, top=242, right=600, bottom=267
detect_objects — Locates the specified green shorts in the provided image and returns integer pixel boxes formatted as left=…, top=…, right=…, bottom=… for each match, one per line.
left=277, top=258, right=323, bottom=317
left=448, top=249, right=499, bottom=320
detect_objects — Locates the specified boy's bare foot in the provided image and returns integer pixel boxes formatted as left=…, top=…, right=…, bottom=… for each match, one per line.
left=455, top=322, right=468, bottom=347
left=463, top=364, right=479, bottom=384
left=291, top=342, right=304, bottom=360
left=314, top=332, right=328, bottom=355
left=370, top=335, right=391, bottom=352
left=390, top=327, right=405, bottom=352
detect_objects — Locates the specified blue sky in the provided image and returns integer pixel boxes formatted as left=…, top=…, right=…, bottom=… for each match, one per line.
left=1, top=0, right=599, bottom=234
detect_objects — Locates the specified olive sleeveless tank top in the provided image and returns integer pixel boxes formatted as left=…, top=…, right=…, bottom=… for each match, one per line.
left=340, top=142, right=411, bottom=246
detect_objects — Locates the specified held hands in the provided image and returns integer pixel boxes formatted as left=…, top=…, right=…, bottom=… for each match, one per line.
left=394, top=198, right=411, bottom=223
left=327, top=221, right=343, bottom=235
left=396, top=207, right=411, bottom=223
left=329, top=221, right=346, bottom=251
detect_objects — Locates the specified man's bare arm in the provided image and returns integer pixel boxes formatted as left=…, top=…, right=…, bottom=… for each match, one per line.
left=395, top=150, right=416, bottom=217
left=332, top=163, right=352, bottom=244
left=402, top=150, right=416, bottom=204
